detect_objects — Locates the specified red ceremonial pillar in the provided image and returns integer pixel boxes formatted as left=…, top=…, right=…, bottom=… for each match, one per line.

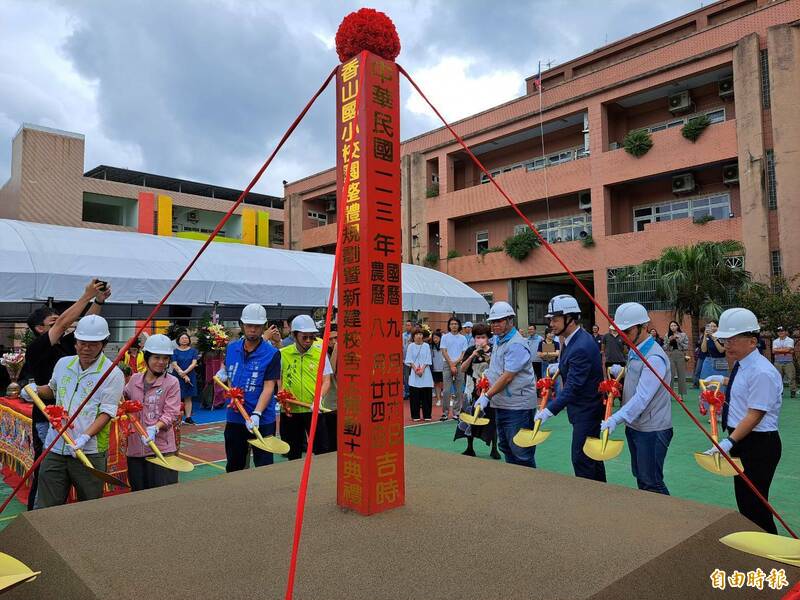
left=336, top=50, right=405, bottom=515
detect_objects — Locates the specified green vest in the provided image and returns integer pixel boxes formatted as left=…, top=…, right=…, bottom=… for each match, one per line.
left=280, top=343, right=323, bottom=413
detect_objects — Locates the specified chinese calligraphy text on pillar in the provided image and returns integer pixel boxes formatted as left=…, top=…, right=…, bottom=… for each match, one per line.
left=336, top=51, right=405, bottom=515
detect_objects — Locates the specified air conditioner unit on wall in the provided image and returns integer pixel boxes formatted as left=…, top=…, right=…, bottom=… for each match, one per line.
left=609, top=141, right=620, bottom=150
left=672, top=172, right=695, bottom=194
left=722, top=163, right=739, bottom=185
left=718, top=77, right=734, bottom=99
left=668, top=91, right=692, bottom=114
left=578, top=191, right=592, bottom=211
left=431, top=173, right=440, bottom=184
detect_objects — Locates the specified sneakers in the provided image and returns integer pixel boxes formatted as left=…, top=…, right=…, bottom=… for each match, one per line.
left=791, top=391, right=797, bottom=398
left=411, top=418, right=421, bottom=422
left=439, top=414, right=449, bottom=422
left=423, top=418, right=432, bottom=422
left=184, top=417, right=196, bottom=425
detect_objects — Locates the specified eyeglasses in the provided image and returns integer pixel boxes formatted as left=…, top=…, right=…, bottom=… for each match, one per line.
left=297, top=334, right=317, bottom=341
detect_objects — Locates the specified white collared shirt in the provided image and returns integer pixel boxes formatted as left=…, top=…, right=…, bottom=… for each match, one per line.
left=46, top=353, right=124, bottom=455
left=772, top=336, right=795, bottom=363
left=562, top=327, right=580, bottom=347
left=727, top=349, right=782, bottom=432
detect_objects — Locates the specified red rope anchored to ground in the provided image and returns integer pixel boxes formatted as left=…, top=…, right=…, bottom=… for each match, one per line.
left=0, top=65, right=338, bottom=516
left=283, top=53, right=367, bottom=600
left=398, top=64, right=797, bottom=539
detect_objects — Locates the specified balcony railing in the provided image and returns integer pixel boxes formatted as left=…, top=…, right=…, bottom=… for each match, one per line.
left=609, top=106, right=727, bottom=150
left=479, top=144, right=589, bottom=184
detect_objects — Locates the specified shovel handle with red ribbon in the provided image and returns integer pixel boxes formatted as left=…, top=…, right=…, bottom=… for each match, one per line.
left=535, top=372, right=558, bottom=411
left=598, top=368, right=624, bottom=422
left=276, top=388, right=332, bottom=416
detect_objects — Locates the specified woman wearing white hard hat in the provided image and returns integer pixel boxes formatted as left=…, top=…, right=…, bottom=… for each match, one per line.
left=123, top=335, right=183, bottom=491
left=601, top=303, right=673, bottom=495
left=702, top=308, right=783, bottom=534
left=31, top=315, right=125, bottom=507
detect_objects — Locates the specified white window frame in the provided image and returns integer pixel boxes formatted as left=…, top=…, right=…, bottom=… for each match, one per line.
left=307, top=210, right=327, bottom=227
left=476, top=230, right=489, bottom=253
left=535, top=213, right=592, bottom=243
left=633, top=192, right=731, bottom=232
left=635, top=106, right=727, bottom=137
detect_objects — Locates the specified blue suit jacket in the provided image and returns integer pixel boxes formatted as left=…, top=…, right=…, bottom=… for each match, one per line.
left=546, top=327, right=604, bottom=424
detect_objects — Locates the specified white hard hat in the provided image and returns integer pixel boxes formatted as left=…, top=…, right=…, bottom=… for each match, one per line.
left=143, top=334, right=174, bottom=355
left=545, top=294, right=581, bottom=318
left=613, top=302, right=650, bottom=331
left=241, top=303, right=267, bottom=325
left=74, top=315, right=110, bottom=342
left=487, top=301, right=515, bottom=322
left=291, top=314, right=318, bottom=333
left=464, top=321, right=473, bottom=328
left=714, top=308, right=760, bottom=339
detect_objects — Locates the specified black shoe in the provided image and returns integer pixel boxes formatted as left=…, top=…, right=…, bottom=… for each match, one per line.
left=490, top=451, right=501, bottom=460
left=792, top=391, right=797, bottom=398
left=462, top=448, right=476, bottom=457
left=439, top=414, right=448, bottom=421
left=184, top=417, right=196, bottom=425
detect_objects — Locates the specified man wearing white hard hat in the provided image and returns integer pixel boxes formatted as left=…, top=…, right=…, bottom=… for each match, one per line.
left=30, top=315, right=124, bottom=507
left=123, top=334, right=183, bottom=491
left=280, top=314, right=333, bottom=460
left=602, top=303, right=673, bottom=495
left=462, top=321, right=474, bottom=346
left=474, top=301, right=537, bottom=467
left=217, top=304, right=281, bottom=472
left=536, top=294, right=606, bottom=482
left=703, top=308, right=782, bottom=534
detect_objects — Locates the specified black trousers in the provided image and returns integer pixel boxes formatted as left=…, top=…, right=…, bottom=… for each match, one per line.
left=127, top=456, right=179, bottom=491
left=28, top=423, right=45, bottom=511
left=224, top=421, right=276, bottom=472
left=532, top=362, right=543, bottom=379
left=322, top=411, right=337, bottom=453
left=571, top=419, right=607, bottom=482
left=409, top=386, right=433, bottom=420
left=729, top=428, right=781, bottom=534
left=280, top=412, right=329, bottom=461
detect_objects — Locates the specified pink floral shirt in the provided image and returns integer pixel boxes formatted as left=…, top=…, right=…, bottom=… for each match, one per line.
left=123, top=372, right=182, bottom=458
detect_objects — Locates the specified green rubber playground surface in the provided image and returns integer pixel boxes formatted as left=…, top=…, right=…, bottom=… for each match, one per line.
left=2, top=389, right=796, bottom=536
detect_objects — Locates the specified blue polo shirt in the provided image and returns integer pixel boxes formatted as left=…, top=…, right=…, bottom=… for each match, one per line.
left=225, top=338, right=281, bottom=425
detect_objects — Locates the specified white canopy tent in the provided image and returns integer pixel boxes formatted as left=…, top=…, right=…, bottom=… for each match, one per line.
left=0, top=219, right=489, bottom=314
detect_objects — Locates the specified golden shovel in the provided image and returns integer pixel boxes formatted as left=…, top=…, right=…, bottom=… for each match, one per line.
left=513, top=369, right=559, bottom=448
left=458, top=405, right=489, bottom=426
left=693, top=380, right=743, bottom=477
left=214, top=377, right=290, bottom=455
left=719, top=531, right=800, bottom=568
left=0, top=552, right=40, bottom=594
left=583, top=367, right=625, bottom=462
left=124, top=413, right=194, bottom=473
left=25, top=386, right=129, bottom=489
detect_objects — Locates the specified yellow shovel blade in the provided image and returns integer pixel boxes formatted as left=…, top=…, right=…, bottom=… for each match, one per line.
left=459, top=412, right=489, bottom=426
left=248, top=436, right=290, bottom=455
left=693, top=452, right=743, bottom=477
left=583, top=435, right=624, bottom=462
left=145, top=454, right=195, bottom=473
left=720, top=532, right=800, bottom=567
left=512, top=419, right=551, bottom=448
left=0, top=553, right=39, bottom=593
left=74, top=450, right=129, bottom=488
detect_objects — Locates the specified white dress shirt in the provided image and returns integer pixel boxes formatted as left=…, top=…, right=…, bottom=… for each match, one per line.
left=727, top=348, right=782, bottom=432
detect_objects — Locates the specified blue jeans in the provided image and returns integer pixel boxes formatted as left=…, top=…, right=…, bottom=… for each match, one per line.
left=571, top=420, right=607, bottom=482
left=625, top=427, right=672, bottom=495
left=495, top=408, right=536, bottom=468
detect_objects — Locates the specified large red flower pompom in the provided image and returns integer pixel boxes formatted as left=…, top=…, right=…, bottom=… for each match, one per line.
left=335, top=8, right=401, bottom=63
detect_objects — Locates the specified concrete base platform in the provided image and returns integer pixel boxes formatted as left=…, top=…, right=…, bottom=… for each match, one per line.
left=1, top=447, right=796, bottom=599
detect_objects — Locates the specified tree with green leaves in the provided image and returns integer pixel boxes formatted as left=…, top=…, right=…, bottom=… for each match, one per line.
left=738, top=276, right=800, bottom=334
left=637, top=240, right=751, bottom=346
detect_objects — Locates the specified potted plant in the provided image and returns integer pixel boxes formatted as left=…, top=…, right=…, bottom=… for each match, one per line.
left=623, top=129, right=653, bottom=157
left=681, top=115, right=711, bottom=142
left=503, top=229, right=540, bottom=261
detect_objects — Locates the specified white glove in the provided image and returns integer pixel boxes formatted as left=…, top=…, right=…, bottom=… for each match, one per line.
left=68, top=433, right=91, bottom=457
left=141, top=425, right=159, bottom=445
left=601, top=413, right=622, bottom=435
left=247, top=412, right=260, bottom=432
left=20, top=386, right=33, bottom=402
left=546, top=363, right=559, bottom=378
left=215, top=368, right=228, bottom=383
left=474, top=394, right=489, bottom=411
left=703, top=438, right=733, bottom=455
left=535, top=407, right=554, bottom=423
left=608, top=364, right=624, bottom=378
